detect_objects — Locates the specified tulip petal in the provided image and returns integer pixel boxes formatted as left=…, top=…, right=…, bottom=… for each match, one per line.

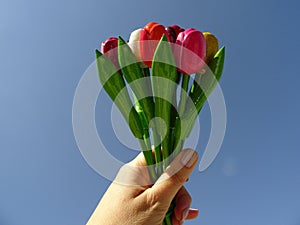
left=128, top=28, right=147, bottom=67
left=140, top=22, right=168, bottom=67
left=203, top=32, right=219, bottom=64
left=101, top=37, right=120, bottom=69
left=175, top=28, right=206, bottom=74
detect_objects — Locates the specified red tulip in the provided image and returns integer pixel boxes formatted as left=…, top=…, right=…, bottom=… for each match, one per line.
left=169, top=24, right=185, bottom=38
left=101, top=37, right=119, bottom=69
left=166, top=25, right=185, bottom=44
left=140, top=22, right=168, bottom=67
left=175, top=28, right=206, bottom=74
left=165, top=26, right=177, bottom=43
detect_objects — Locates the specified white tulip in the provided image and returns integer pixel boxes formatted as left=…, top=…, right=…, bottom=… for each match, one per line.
left=128, top=28, right=147, bottom=68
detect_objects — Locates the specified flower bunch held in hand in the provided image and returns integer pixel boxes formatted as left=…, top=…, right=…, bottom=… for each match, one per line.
left=95, top=21, right=225, bottom=225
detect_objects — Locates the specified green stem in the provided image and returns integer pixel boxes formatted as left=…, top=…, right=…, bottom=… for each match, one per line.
left=170, top=71, right=181, bottom=129
left=152, top=128, right=163, bottom=176
left=163, top=216, right=172, bottom=225
left=172, top=74, right=190, bottom=159
left=168, top=72, right=181, bottom=161
left=143, top=67, right=163, bottom=177
left=173, top=139, right=184, bottom=159
left=161, top=131, right=171, bottom=169
left=163, top=199, right=176, bottom=225
left=138, top=136, right=157, bottom=183
left=143, top=67, right=151, bottom=77
left=178, top=74, right=190, bottom=116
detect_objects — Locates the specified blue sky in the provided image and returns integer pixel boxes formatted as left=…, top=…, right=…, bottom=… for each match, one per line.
left=1, top=0, right=300, bottom=225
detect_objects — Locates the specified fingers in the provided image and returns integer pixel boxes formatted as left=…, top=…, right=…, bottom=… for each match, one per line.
left=172, top=208, right=199, bottom=224
left=172, top=186, right=199, bottom=224
left=185, top=208, right=199, bottom=220
left=174, top=186, right=192, bottom=221
left=151, top=149, right=198, bottom=204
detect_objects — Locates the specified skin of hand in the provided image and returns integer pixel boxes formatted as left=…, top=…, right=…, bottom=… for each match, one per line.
left=87, top=148, right=199, bottom=225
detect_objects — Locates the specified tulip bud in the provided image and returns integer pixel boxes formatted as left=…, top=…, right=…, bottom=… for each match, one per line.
left=165, top=27, right=177, bottom=43
left=101, top=37, right=119, bottom=69
left=169, top=24, right=185, bottom=37
left=203, top=32, right=219, bottom=64
left=140, top=22, right=168, bottom=67
left=166, top=25, right=185, bottom=43
left=175, top=28, right=206, bottom=74
left=128, top=28, right=147, bottom=68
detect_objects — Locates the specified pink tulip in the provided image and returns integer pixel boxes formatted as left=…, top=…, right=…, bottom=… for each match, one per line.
left=175, top=28, right=206, bottom=74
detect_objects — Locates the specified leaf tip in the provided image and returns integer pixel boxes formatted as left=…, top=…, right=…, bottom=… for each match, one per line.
left=95, top=49, right=102, bottom=58
left=118, top=36, right=126, bottom=45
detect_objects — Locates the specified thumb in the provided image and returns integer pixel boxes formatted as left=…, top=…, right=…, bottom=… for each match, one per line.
left=151, top=149, right=198, bottom=204
left=114, top=152, right=152, bottom=187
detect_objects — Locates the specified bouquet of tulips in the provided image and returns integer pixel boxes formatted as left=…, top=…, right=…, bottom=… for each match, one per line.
left=95, top=22, right=225, bottom=225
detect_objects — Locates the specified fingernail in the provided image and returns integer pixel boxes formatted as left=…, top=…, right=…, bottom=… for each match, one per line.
left=181, top=150, right=197, bottom=168
left=182, top=208, right=189, bottom=220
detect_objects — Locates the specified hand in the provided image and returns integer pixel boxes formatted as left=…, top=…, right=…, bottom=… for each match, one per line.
left=87, top=149, right=199, bottom=225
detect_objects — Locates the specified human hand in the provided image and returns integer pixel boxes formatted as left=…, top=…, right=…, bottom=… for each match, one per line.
left=87, top=149, right=199, bottom=225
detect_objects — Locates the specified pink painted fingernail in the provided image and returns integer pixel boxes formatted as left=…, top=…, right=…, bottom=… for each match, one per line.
left=181, top=150, right=197, bottom=168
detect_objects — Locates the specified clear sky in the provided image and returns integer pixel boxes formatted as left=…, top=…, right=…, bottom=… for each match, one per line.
left=1, top=0, right=300, bottom=225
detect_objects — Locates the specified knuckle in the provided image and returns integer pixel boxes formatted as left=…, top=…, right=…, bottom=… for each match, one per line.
left=145, top=190, right=160, bottom=208
left=145, top=189, right=170, bottom=210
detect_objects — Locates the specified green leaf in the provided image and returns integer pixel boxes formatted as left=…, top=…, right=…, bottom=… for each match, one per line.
left=95, top=50, right=143, bottom=139
left=188, top=46, right=225, bottom=113
left=182, top=46, right=225, bottom=138
left=195, top=46, right=225, bottom=110
left=96, top=50, right=125, bottom=100
left=152, top=35, right=178, bottom=163
left=209, top=46, right=225, bottom=82
left=118, top=36, right=154, bottom=125
left=152, top=35, right=178, bottom=132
